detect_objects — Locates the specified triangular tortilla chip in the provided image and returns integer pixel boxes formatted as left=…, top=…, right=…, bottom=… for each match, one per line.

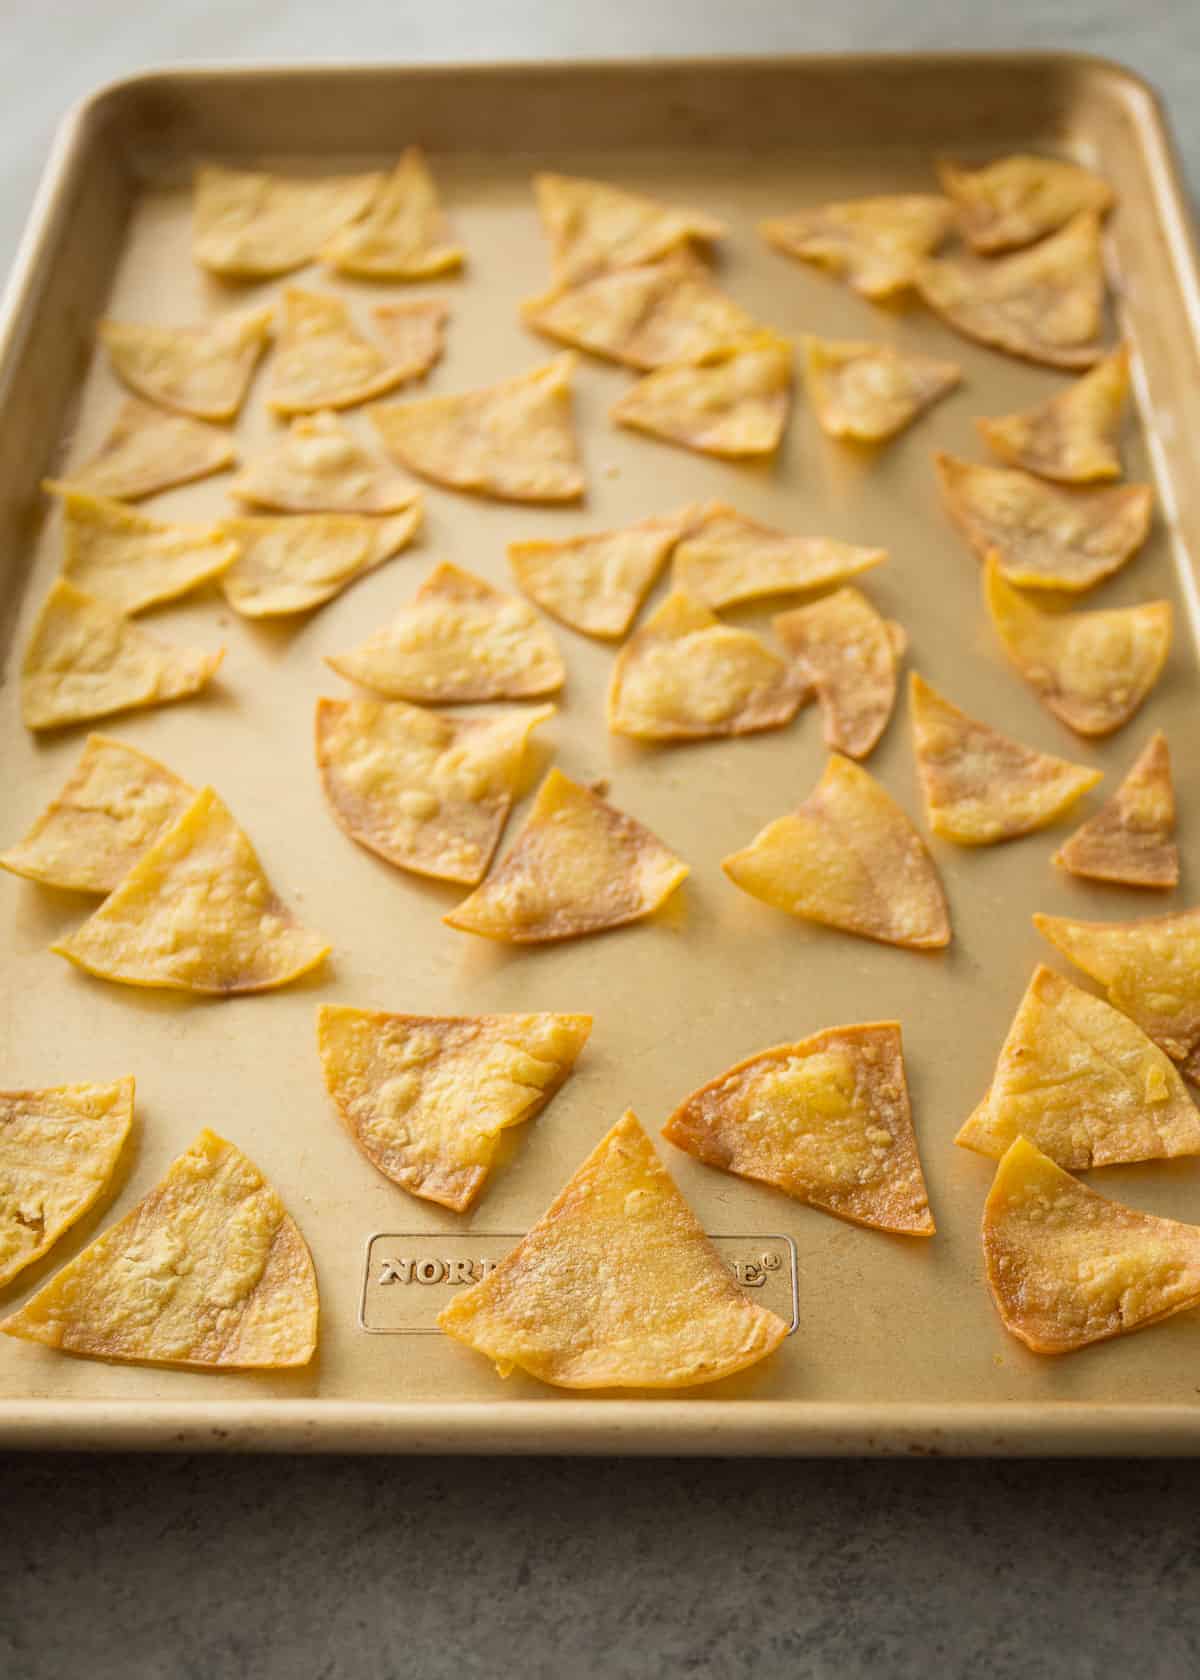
left=938, top=154, right=1114, bottom=254
left=981, top=1134, right=1200, bottom=1354
left=0, top=1078, right=134, bottom=1288
left=984, top=555, right=1170, bottom=736
left=230, top=410, right=419, bottom=514
left=935, top=453, right=1151, bottom=591
left=21, top=579, right=223, bottom=733
left=663, top=1023, right=934, bottom=1234
left=722, top=754, right=951, bottom=950
left=1055, top=731, right=1178, bottom=888
left=774, top=588, right=904, bottom=760
left=607, top=590, right=806, bottom=742
left=534, top=173, right=725, bottom=286
left=326, top=561, right=564, bottom=703
left=52, top=787, right=329, bottom=994
left=322, top=147, right=464, bottom=279
left=56, top=489, right=238, bottom=614
left=267, top=290, right=446, bottom=416
left=219, top=507, right=420, bottom=618
left=760, top=195, right=954, bottom=299
left=369, top=354, right=585, bottom=503
left=508, top=508, right=695, bottom=640
left=611, top=336, right=792, bottom=459
left=672, top=503, right=885, bottom=608
left=977, top=347, right=1130, bottom=483
left=317, top=1006, right=591, bottom=1211
left=193, top=162, right=382, bottom=279
left=1, top=734, right=194, bottom=893
left=315, top=697, right=553, bottom=884
left=444, top=768, right=687, bottom=944
left=438, top=1110, right=788, bottom=1387
left=50, top=399, right=235, bottom=502
left=909, top=671, right=1100, bottom=844
left=804, top=337, right=960, bottom=442
left=99, top=304, right=273, bottom=422
left=0, top=1129, right=318, bottom=1368
left=959, top=966, right=1200, bottom=1169
left=916, top=212, right=1107, bottom=369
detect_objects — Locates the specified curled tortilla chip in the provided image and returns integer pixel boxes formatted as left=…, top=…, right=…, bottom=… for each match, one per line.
left=672, top=503, right=885, bottom=608
left=958, top=965, right=1200, bottom=1169
left=230, top=410, right=419, bottom=514
left=984, top=555, right=1170, bottom=736
left=193, top=162, right=381, bottom=279
left=57, top=490, right=238, bottom=614
left=663, top=1022, right=934, bottom=1235
left=977, top=348, right=1130, bottom=484
left=219, top=507, right=420, bottom=618
left=612, top=335, right=792, bottom=459
left=438, top=1109, right=787, bottom=1388
left=760, top=195, right=954, bottom=299
left=804, top=337, right=960, bottom=442
left=981, top=1135, right=1200, bottom=1355
left=268, top=290, right=446, bottom=415
left=21, top=579, right=223, bottom=733
left=774, top=588, right=904, bottom=760
left=1, top=1129, right=318, bottom=1368
left=322, top=148, right=464, bottom=279
left=1055, top=731, right=1178, bottom=889
left=0, top=1078, right=134, bottom=1289
left=938, top=154, right=1114, bottom=254
left=50, top=399, right=235, bottom=503
left=535, top=172, right=725, bottom=286
left=1, top=734, right=193, bottom=894
left=326, top=561, right=564, bottom=703
left=99, top=304, right=272, bottom=423
left=315, top=697, right=553, bottom=885
left=444, top=768, right=687, bottom=945
left=52, top=786, right=329, bottom=995
left=317, top=1006, right=591, bottom=1212
left=508, top=508, right=695, bottom=640
left=723, top=754, right=950, bottom=950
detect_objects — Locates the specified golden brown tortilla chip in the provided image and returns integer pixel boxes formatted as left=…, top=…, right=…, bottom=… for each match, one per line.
left=938, top=153, right=1114, bottom=254
left=1055, top=731, right=1178, bottom=889
left=671, top=503, right=885, bottom=608
left=193, top=162, right=382, bottom=279
left=774, top=588, right=904, bottom=760
left=508, top=508, right=695, bottom=640
left=322, top=148, right=465, bottom=280
left=99, top=304, right=273, bottom=423
left=977, top=347, right=1130, bottom=483
left=268, top=290, right=446, bottom=415
left=804, top=337, right=960, bottom=442
left=760, top=194, right=954, bottom=299
left=535, top=172, right=725, bottom=286
left=49, top=399, right=236, bottom=503
left=220, top=508, right=420, bottom=618
left=230, top=410, right=420, bottom=514
left=57, top=490, right=238, bottom=614
left=611, top=335, right=792, bottom=459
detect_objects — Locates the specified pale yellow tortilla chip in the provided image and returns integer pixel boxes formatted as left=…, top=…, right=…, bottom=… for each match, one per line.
left=315, top=697, right=553, bottom=885
left=663, top=1022, right=934, bottom=1235
left=317, top=1006, right=591, bottom=1211
left=984, top=554, right=1170, bottom=737
left=722, top=753, right=951, bottom=950
left=611, top=336, right=792, bottom=459
left=804, top=337, right=961, bottom=442
left=671, top=503, right=885, bottom=608
left=508, top=508, right=695, bottom=640
left=774, top=588, right=904, bottom=760
left=938, top=154, right=1114, bottom=254
left=958, top=965, right=1200, bottom=1169
left=935, top=452, right=1151, bottom=591
left=982, top=1135, right=1200, bottom=1354
left=194, top=162, right=382, bottom=279
left=1055, top=730, right=1178, bottom=889
left=268, top=290, right=446, bottom=415
left=230, top=410, right=419, bottom=514
left=99, top=304, right=273, bottom=423
left=219, top=507, right=420, bottom=618
left=760, top=195, right=954, bottom=299
left=0, top=1078, right=134, bottom=1289
left=322, top=148, right=464, bottom=280
left=49, top=399, right=236, bottom=502
left=0, top=734, right=194, bottom=894
left=535, top=172, right=725, bottom=286
left=1, top=1129, right=318, bottom=1368
left=52, top=786, right=329, bottom=995
left=57, top=490, right=238, bottom=614
left=21, top=579, right=224, bottom=733
left=444, top=768, right=687, bottom=945
left=369, top=354, right=585, bottom=503
left=438, top=1110, right=787, bottom=1388
left=977, top=347, right=1130, bottom=483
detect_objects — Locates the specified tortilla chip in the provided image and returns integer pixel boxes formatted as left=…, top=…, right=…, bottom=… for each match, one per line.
left=611, top=335, right=792, bottom=459
left=52, top=786, right=329, bottom=995
left=534, top=172, right=725, bottom=286
left=722, top=754, right=951, bottom=950
left=916, top=212, right=1107, bottom=369
left=369, top=354, right=585, bottom=503
left=219, top=507, right=420, bottom=619
left=672, top=503, right=885, bottom=608
left=322, top=148, right=464, bottom=279
left=1, top=1129, right=318, bottom=1368
left=56, top=490, right=238, bottom=614
left=804, top=337, right=961, bottom=442
left=438, top=1109, right=787, bottom=1387
left=317, top=1006, right=591, bottom=1211
left=984, top=555, right=1170, bottom=736
left=193, top=162, right=382, bottom=279
left=0, top=734, right=193, bottom=894
left=938, top=154, right=1114, bottom=254
left=99, top=303, right=273, bottom=423
left=1055, top=731, right=1178, bottom=889
left=268, top=290, right=446, bottom=416
left=981, top=1135, right=1200, bottom=1354
left=50, top=399, right=235, bottom=503
left=977, top=347, right=1130, bottom=484
left=21, top=579, right=223, bottom=733
left=0, top=1078, right=134, bottom=1289
left=444, top=768, right=687, bottom=944
left=760, top=194, right=954, bottom=299
left=774, top=588, right=903, bottom=760
left=315, top=697, right=553, bottom=885
left=230, top=410, right=419, bottom=514
left=958, top=966, right=1200, bottom=1170
left=935, top=453, right=1152, bottom=591
left=663, top=1022, right=934, bottom=1234
left=508, top=508, right=695, bottom=640
left=326, top=561, right=564, bottom=703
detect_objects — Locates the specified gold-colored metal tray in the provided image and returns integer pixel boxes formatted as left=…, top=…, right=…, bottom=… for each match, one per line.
left=2, top=56, right=1199, bottom=1454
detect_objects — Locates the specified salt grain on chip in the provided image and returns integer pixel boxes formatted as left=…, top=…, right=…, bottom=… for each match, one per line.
left=230, top=410, right=419, bottom=514
left=760, top=194, right=954, bottom=299
left=775, top=588, right=904, bottom=760
left=804, top=336, right=960, bottom=442
left=977, top=347, right=1130, bottom=483
left=1055, top=731, right=1178, bottom=889
left=268, top=289, right=446, bottom=415
left=50, top=399, right=235, bottom=503
left=611, top=335, right=792, bottom=459
left=534, top=172, right=725, bottom=286
left=672, top=503, right=884, bottom=609
left=57, top=489, right=238, bottom=614
left=322, top=148, right=464, bottom=280
left=193, top=162, right=382, bottom=279
left=938, top=153, right=1114, bottom=254
left=508, top=508, right=696, bottom=640
left=100, top=303, right=273, bottom=423
left=220, top=508, right=420, bottom=618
